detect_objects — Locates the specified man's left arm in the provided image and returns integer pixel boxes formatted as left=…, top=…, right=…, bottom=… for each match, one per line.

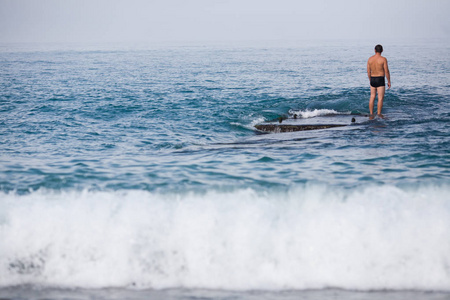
left=384, top=58, right=391, bottom=89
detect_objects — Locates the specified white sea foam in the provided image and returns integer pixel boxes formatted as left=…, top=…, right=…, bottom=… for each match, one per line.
left=289, top=109, right=350, bottom=119
left=231, top=117, right=266, bottom=131
left=0, top=184, right=449, bottom=291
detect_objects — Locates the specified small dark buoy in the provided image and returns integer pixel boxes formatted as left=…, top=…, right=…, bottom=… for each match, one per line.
left=278, top=116, right=283, bottom=123
left=351, top=117, right=356, bottom=123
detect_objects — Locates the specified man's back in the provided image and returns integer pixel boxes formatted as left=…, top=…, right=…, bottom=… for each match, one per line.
left=368, top=54, right=387, bottom=77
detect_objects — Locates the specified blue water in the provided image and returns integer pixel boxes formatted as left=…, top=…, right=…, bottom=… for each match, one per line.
left=0, top=41, right=449, bottom=298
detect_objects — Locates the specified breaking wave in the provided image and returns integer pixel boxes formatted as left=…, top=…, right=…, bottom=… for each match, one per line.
left=1, top=183, right=449, bottom=291
left=288, top=109, right=351, bottom=119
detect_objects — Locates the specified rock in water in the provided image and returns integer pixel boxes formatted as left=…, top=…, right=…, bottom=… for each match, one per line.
left=254, top=124, right=346, bottom=133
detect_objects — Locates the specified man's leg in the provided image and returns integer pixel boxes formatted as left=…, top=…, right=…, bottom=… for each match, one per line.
left=376, top=86, right=385, bottom=115
left=369, top=86, right=377, bottom=115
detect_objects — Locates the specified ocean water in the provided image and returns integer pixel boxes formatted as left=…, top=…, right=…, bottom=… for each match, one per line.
left=0, top=40, right=449, bottom=299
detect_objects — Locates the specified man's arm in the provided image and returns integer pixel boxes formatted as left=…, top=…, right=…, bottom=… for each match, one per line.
left=384, top=58, right=391, bottom=89
left=367, top=59, right=371, bottom=80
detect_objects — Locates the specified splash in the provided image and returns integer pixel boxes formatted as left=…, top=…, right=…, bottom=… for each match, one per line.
left=289, top=109, right=351, bottom=119
left=231, top=116, right=266, bottom=131
left=1, top=184, right=450, bottom=291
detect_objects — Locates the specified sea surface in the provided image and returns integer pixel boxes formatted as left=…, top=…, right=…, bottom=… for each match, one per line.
left=0, top=40, right=449, bottom=299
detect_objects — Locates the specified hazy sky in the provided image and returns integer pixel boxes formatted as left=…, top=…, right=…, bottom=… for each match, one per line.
left=0, top=0, right=449, bottom=44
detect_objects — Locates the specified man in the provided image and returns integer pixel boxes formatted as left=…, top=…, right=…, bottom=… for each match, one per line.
left=367, top=44, right=391, bottom=118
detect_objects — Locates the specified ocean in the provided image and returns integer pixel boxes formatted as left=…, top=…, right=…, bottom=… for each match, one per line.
left=0, top=40, right=449, bottom=299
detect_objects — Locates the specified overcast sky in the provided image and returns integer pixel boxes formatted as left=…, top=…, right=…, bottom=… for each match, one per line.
left=0, top=0, right=449, bottom=44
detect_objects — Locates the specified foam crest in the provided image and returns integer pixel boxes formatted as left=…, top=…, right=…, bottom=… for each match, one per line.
left=231, top=117, right=266, bottom=131
left=289, top=109, right=350, bottom=118
left=0, top=184, right=449, bottom=291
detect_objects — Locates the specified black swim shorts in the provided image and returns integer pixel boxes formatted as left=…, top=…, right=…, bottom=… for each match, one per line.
left=370, top=76, right=385, bottom=88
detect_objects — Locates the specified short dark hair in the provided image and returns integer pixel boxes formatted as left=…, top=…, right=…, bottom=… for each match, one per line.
left=375, top=44, right=383, bottom=53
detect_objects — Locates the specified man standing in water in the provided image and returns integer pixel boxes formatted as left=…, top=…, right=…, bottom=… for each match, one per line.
left=367, top=44, right=391, bottom=118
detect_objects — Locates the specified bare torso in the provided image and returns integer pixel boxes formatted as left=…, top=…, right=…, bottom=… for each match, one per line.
left=367, top=54, right=386, bottom=77
left=367, top=53, right=388, bottom=77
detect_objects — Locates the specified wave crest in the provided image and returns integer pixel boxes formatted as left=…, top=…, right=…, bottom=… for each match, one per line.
left=1, top=184, right=449, bottom=291
left=289, top=109, right=350, bottom=118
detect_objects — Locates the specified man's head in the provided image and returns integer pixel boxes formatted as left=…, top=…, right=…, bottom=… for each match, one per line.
left=375, top=44, right=383, bottom=53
